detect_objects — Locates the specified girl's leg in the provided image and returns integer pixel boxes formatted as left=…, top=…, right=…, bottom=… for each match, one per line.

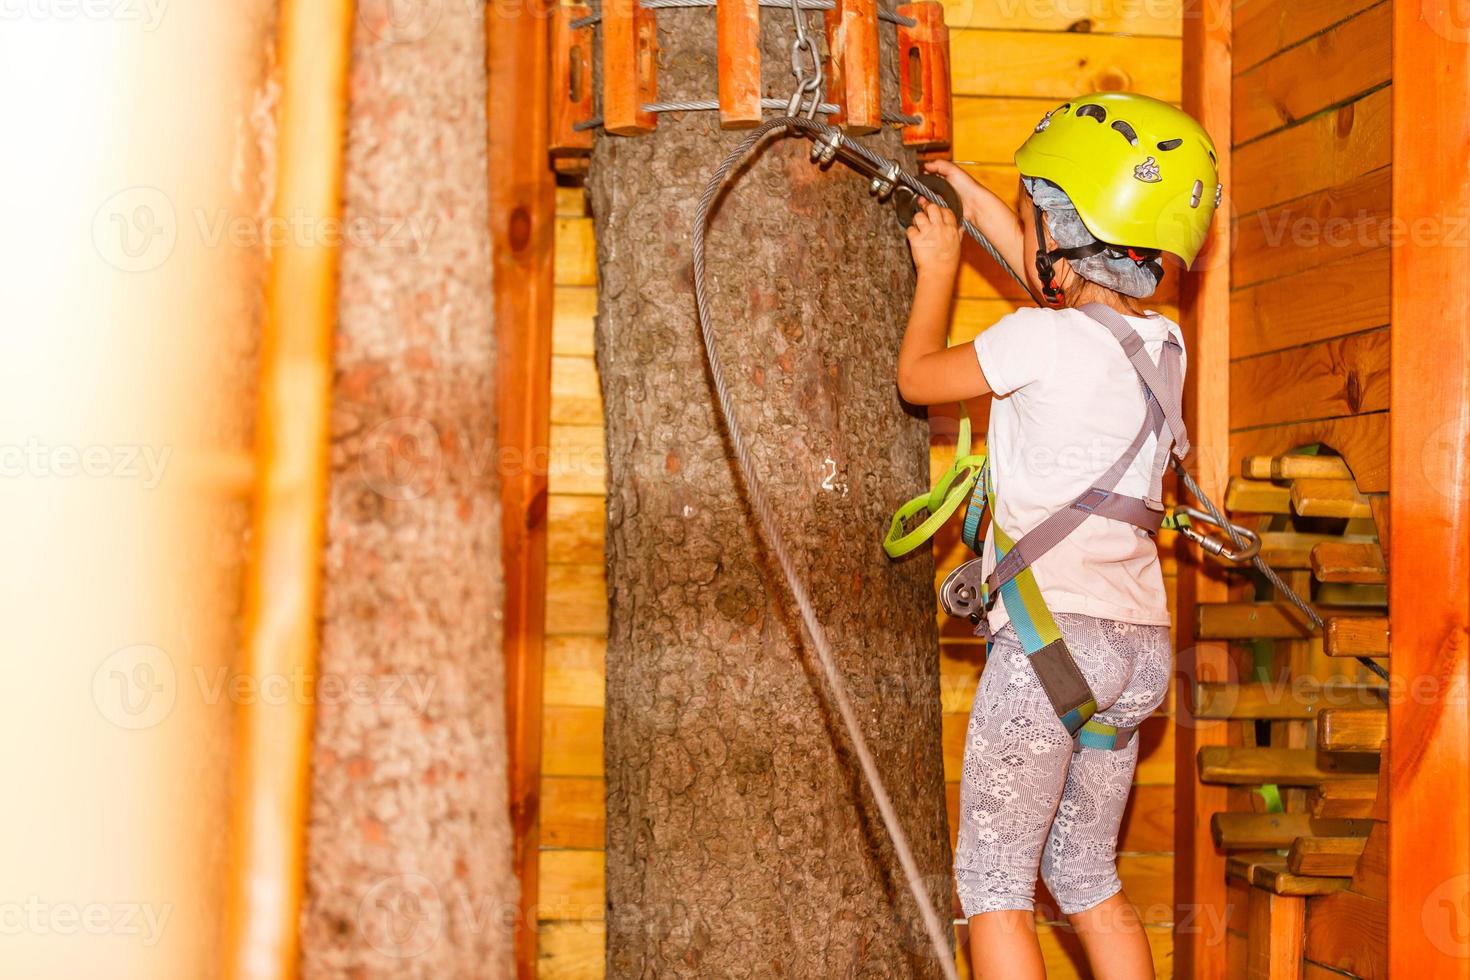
left=1039, top=618, right=1172, bottom=980
left=954, top=627, right=1077, bottom=978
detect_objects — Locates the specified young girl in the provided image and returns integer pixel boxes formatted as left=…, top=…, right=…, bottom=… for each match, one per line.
left=897, top=93, right=1220, bottom=980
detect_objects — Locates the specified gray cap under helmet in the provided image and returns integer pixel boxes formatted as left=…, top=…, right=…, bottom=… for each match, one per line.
left=1023, top=176, right=1164, bottom=300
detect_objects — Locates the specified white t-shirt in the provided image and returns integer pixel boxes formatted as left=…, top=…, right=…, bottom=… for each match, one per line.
left=972, top=305, right=1185, bottom=630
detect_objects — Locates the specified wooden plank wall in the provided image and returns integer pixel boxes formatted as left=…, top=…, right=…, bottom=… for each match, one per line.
left=538, top=6, right=1184, bottom=976
left=1219, top=1, right=1392, bottom=975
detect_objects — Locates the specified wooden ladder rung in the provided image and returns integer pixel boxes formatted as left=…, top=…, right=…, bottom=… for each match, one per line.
left=1227, top=851, right=1351, bottom=897
left=1225, top=476, right=1292, bottom=514
left=1197, top=747, right=1379, bottom=786
left=1311, top=778, right=1381, bottom=818
left=895, top=2, right=951, bottom=149
left=1287, top=836, right=1368, bottom=877
left=1324, top=616, right=1389, bottom=657
left=1197, top=602, right=1314, bottom=640
left=1252, top=531, right=1364, bottom=570
left=1311, top=541, right=1387, bottom=584
left=1211, top=812, right=1374, bottom=850
left=1290, top=478, right=1375, bottom=518
left=824, top=0, right=881, bottom=134
left=1243, top=454, right=1354, bottom=481
left=1192, top=679, right=1384, bottom=720
left=1318, top=707, right=1387, bottom=752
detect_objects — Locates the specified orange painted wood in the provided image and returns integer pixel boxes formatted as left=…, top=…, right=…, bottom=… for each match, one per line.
left=896, top=3, right=951, bottom=149
left=603, top=0, right=658, bottom=134
left=717, top=0, right=761, bottom=128
left=550, top=5, right=594, bottom=157
left=490, top=12, right=557, bottom=978
left=220, top=2, right=354, bottom=978
left=1176, top=1, right=1232, bottom=975
left=1391, top=1, right=1470, bottom=974
left=824, top=0, right=880, bottom=134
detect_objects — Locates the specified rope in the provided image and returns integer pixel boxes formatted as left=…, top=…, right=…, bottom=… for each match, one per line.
left=1171, top=460, right=1390, bottom=682
left=693, top=115, right=964, bottom=980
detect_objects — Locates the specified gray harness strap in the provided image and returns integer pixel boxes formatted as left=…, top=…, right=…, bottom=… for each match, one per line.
left=985, top=306, right=1187, bottom=597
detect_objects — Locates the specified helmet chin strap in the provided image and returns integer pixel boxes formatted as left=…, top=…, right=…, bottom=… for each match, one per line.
left=1031, top=201, right=1165, bottom=307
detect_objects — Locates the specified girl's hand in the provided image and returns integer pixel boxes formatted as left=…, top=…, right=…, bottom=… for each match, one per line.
left=923, top=160, right=986, bottom=225
left=906, top=200, right=962, bottom=279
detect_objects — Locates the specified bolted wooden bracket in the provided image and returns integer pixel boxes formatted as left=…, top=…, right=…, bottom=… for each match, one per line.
left=824, top=0, right=881, bottom=134
left=551, top=4, right=595, bottom=159
left=897, top=2, right=951, bottom=149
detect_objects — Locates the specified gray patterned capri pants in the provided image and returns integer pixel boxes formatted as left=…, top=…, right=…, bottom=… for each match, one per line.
left=953, top=613, right=1171, bottom=918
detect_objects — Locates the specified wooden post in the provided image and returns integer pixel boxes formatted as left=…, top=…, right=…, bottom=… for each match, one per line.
left=603, top=0, right=658, bottom=135
left=1390, top=1, right=1470, bottom=973
left=1176, top=0, right=1233, bottom=977
left=221, top=1, right=354, bottom=977
left=823, top=0, right=880, bottom=134
left=491, top=8, right=557, bottom=978
left=550, top=5, right=594, bottom=158
left=717, top=0, right=762, bottom=128
left=1247, top=888, right=1306, bottom=980
left=895, top=2, right=950, bottom=149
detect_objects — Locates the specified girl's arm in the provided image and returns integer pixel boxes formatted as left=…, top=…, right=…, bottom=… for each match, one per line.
left=923, top=160, right=1025, bottom=275
left=897, top=201, right=993, bottom=406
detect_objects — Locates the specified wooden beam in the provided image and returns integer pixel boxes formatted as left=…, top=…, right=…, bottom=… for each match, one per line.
left=1176, top=1, right=1233, bottom=973
left=1324, top=616, right=1389, bottom=658
left=490, top=13, right=557, bottom=980
left=1311, top=542, right=1387, bottom=585
left=717, top=0, right=761, bottom=128
left=896, top=2, right=951, bottom=149
left=1311, top=779, right=1380, bottom=819
left=1391, top=3, right=1470, bottom=973
left=1228, top=853, right=1351, bottom=898
left=1290, top=479, right=1375, bottom=519
left=1248, top=886, right=1306, bottom=979
left=549, top=5, right=595, bottom=157
left=221, top=1, right=354, bottom=977
left=603, top=0, right=658, bottom=134
left=824, top=0, right=880, bottom=133
left=1225, top=476, right=1291, bottom=513
left=1318, top=708, right=1387, bottom=752
left=1198, top=747, right=1378, bottom=786
left=1197, top=602, right=1314, bottom=640
left=1288, top=837, right=1367, bottom=878
left=1212, top=812, right=1374, bottom=851
left=1243, top=455, right=1354, bottom=481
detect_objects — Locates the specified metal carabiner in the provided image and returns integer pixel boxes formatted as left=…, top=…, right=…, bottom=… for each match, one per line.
left=1173, top=505, right=1262, bottom=564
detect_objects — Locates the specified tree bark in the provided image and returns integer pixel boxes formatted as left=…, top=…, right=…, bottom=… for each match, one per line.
left=300, top=5, right=516, bottom=977
left=591, top=11, right=952, bottom=977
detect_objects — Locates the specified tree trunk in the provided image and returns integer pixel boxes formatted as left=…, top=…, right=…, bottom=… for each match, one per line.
left=591, top=11, right=952, bottom=977
left=300, top=5, right=516, bottom=977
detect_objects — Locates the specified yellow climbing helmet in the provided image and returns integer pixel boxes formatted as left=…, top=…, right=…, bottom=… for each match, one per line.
left=1015, top=92, right=1221, bottom=267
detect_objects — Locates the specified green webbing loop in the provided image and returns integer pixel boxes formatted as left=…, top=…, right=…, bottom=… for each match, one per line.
left=883, top=410, right=988, bottom=558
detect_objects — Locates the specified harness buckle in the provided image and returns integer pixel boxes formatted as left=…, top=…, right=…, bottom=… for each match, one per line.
left=1174, top=505, right=1262, bottom=564
left=1073, top=487, right=1112, bottom=513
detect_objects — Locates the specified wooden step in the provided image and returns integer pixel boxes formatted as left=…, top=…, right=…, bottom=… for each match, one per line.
left=1324, top=616, right=1389, bottom=657
left=1197, top=602, right=1314, bottom=640
left=1290, top=479, right=1375, bottom=519
left=1253, top=531, right=1372, bottom=570
left=1311, top=542, right=1387, bottom=584
left=1315, top=582, right=1388, bottom=608
left=1192, top=679, right=1387, bottom=720
left=1287, top=836, right=1367, bottom=877
left=1310, top=779, right=1380, bottom=819
left=1226, top=477, right=1292, bottom=514
left=1318, top=708, right=1387, bottom=752
left=1197, top=747, right=1379, bottom=786
left=1211, top=812, right=1375, bottom=850
left=1242, top=455, right=1354, bottom=481
left=1226, top=851, right=1350, bottom=897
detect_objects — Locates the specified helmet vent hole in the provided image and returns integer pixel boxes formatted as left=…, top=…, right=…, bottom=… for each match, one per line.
left=1111, top=120, right=1138, bottom=145
left=1190, top=179, right=1204, bottom=208
left=1076, top=104, right=1107, bottom=123
left=1157, top=138, right=1183, bottom=151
